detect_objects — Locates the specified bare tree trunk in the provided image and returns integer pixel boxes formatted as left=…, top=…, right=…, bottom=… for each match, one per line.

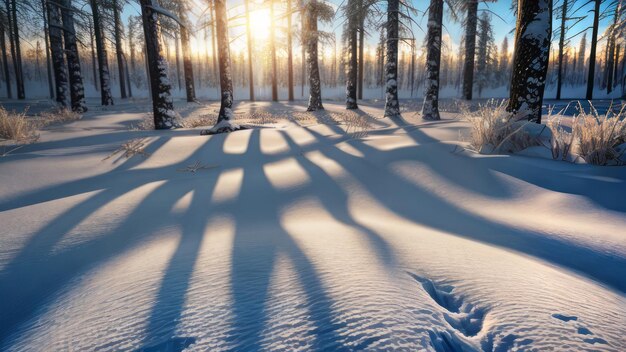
left=113, top=0, right=127, bottom=99
left=422, top=0, right=443, bottom=121
left=174, top=32, right=182, bottom=90
left=88, top=17, right=98, bottom=91
left=287, top=0, right=294, bottom=101
left=270, top=0, right=278, bottom=101
left=40, top=0, right=54, bottom=99
left=47, top=0, right=69, bottom=108
left=210, top=0, right=218, bottom=88
left=140, top=0, right=179, bottom=129
left=346, top=0, right=358, bottom=109
left=586, top=0, right=600, bottom=100
left=301, top=1, right=306, bottom=97
left=179, top=11, right=196, bottom=102
left=0, top=18, right=11, bottom=99
left=61, top=0, right=87, bottom=112
left=384, top=0, right=400, bottom=119
left=606, top=2, right=619, bottom=94
left=508, top=0, right=552, bottom=123
left=202, top=0, right=240, bottom=134
left=124, top=54, right=132, bottom=97
left=244, top=0, right=254, bottom=101
left=614, top=44, right=621, bottom=88
left=462, top=0, right=477, bottom=100
left=306, top=0, right=323, bottom=111
left=8, top=0, right=23, bottom=99
left=556, top=0, right=567, bottom=99
left=90, top=0, right=114, bottom=105
left=357, top=0, right=365, bottom=100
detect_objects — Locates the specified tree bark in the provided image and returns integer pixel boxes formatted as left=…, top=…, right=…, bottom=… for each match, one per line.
left=507, top=0, right=552, bottom=123
left=61, top=0, right=87, bottom=112
left=140, top=0, right=179, bottom=129
left=210, top=0, right=218, bottom=87
left=384, top=0, right=400, bottom=119
left=90, top=0, right=114, bottom=105
left=422, top=0, right=443, bottom=121
left=357, top=0, right=365, bottom=100
left=586, top=0, right=600, bottom=100
left=0, top=17, right=11, bottom=99
left=179, top=11, right=196, bottom=102
left=462, top=0, right=478, bottom=100
left=244, top=0, right=254, bottom=101
left=270, top=0, right=278, bottom=101
left=556, top=0, right=567, bottom=99
left=40, top=0, right=54, bottom=99
left=346, top=0, right=358, bottom=109
left=606, top=3, right=619, bottom=94
left=306, top=0, right=323, bottom=111
left=8, top=0, right=23, bottom=99
left=287, top=0, right=294, bottom=101
left=47, top=0, right=69, bottom=108
left=113, top=0, right=127, bottom=99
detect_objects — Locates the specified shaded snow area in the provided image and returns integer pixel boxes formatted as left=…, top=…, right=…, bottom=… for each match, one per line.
left=0, top=99, right=625, bottom=351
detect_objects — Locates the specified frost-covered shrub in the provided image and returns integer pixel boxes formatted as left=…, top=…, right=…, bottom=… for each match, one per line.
left=572, top=103, right=626, bottom=166
left=466, top=99, right=544, bottom=154
left=0, top=107, right=38, bottom=141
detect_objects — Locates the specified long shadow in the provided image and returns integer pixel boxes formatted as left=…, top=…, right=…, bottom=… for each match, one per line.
left=304, top=126, right=626, bottom=293
left=226, top=129, right=348, bottom=351
left=0, top=133, right=227, bottom=346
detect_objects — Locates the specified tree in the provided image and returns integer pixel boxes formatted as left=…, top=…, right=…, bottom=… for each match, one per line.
left=112, top=0, right=127, bottom=99
left=140, top=0, right=179, bottom=129
left=577, top=33, right=586, bottom=84
left=304, top=0, right=333, bottom=111
left=556, top=0, right=570, bottom=99
left=47, top=0, right=69, bottom=108
left=507, top=0, right=552, bottom=123
left=0, top=13, right=11, bottom=98
left=90, top=0, right=114, bottom=105
left=345, top=0, right=359, bottom=109
left=475, top=12, right=495, bottom=97
left=384, top=0, right=400, bottom=119
left=177, top=1, right=196, bottom=102
left=6, top=0, right=23, bottom=99
left=605, top=1, right=622, bottom=94
left=462, top=0, right=478, bottom=100
left=287, top=0, right=295, bottom=101
left=61, top=0, right=87, bottom=112
left=40, top=0, right=54, bottom=99
left=244, top=0, right=254, bottom=101
left=269, top=0, right=278, bottom=101
left=586, top=0, right=600, bottom=99
left=202, top=0, right=240, bottom=133
left=422, top=0, right=444, bottom=121
left=499, top=36, right=510, bottom=84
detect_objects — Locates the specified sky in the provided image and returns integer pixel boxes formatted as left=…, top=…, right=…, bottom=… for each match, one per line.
left=121, top=0, right=616, bottom=60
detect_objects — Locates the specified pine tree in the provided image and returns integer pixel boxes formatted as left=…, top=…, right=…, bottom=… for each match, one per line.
left=61, top=0, right=87, bottom=112
left=586, top=0, right=600, bottom=99
left=462, top=0, right=478, bottom=100
left=304, top=0, right=333, bottom=111
left=244, top=0, right=255, bottom=101
left=345, top=0, right=359, bottom=109
left=90, top=0, right=114, bottom=105
left=177, top=1, right=196, bottom=102
left=112, top=0, right=127, bottom=99
left=577, top=33, right=586, bottom=85
left=383, top=0, right=400, bottom=119
left=422, top=0, right=444, bottom=121
left=0, top=13, right=11, bottom=98
left=475, top=12, right=494, bottom=97
left=47, top=0, right=69, bottom=108
left=6, top=0, right=23, bottom=99
left=507, top=0, right=552, bottom=123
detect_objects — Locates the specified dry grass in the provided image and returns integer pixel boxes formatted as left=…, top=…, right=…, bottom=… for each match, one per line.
left=571, top=102, right=626, bottom=165
left=0, top=107, right=38, bottom=142
left=37, top=108, right=81, bottom=127
left=177, top=161, right=219, bottom=173
left=465, top=99, right=542, bottom=154
left=102, top=138, right=151, bottom=162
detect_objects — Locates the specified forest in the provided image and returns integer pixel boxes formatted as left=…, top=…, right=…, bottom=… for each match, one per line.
left=0, top=1, right=625, bottom=351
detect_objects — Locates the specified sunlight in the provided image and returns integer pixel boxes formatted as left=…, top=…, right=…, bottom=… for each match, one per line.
left=249, top=8, right=271, bottom=41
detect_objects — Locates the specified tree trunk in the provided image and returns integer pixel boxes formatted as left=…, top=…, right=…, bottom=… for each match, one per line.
left=40, top=0, right=54, bottom=99
left=9, top=0, right=23, bottom=99
left=614, top=44, right=621, bottom=88
left=357, top=1, right=365, bottom=100
left=287, top=0, right=294, bottom=101
left=270, top=0, right=278, bottom=101
left=384, top=0, right=400, bottom=119
left=244, top=0, right=255, bottom=101
left=586, top=0, right=600, bottom=100
left=113, top=0, right=127, bottom=99
left=140, top=0, right=179, bottom=129
left=306, top=0, right=323, bottom=111
left=174, top=32, right=182, bottom=90
left=301, top=1, right=306, bottom=97
left=346, top=0, right=358, bottom=109
left=462, top=0, right=478, bottom=100
left=210, top=0, right=218, bottom=88
left=0, top=18, right=11, bottom=99
left=61, top=0, right=87, bottom=112
left=47, top=0, right=69, bottom=108
left=88, top=18, right=98, bottom=91
left=507, top=0, right=552, bottom=123
left=606, top=3, right=619, bottom=95
left=422, top=0, right=443, bottom=121
left=90, top=0, right=114, bottom=105
left=124, top=53, right=133, bottom=97
left=556, top=0, right=567, bottom=100
left=179, top=12, right=196, bottom=102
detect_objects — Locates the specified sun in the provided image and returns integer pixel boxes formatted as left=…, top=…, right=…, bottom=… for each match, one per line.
left=248, top=8, right=271, bottom=41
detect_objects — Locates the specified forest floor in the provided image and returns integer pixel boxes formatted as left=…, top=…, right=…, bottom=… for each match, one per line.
left=0, top=98, right=625, bottom=351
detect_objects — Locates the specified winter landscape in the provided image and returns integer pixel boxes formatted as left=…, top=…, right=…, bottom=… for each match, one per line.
left=1, top=0, right=625, bottom=351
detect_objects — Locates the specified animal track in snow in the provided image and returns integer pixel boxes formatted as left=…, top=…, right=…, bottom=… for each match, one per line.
left=408, top=272, right=487, bottom=338
left=551, top=313, right=609, bottom=346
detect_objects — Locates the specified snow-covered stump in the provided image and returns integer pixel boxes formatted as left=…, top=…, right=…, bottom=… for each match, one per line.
left=383, top=0, right=401, bottom=119
left=305, top=1, right=324, bottom=112
left=140, top=0, right=181, bottom=130
left=89, top=0, right=114, bottom=106
left=507, top=0, right=552, bottom=124
left=61, top=0, right=87, bottom=113
left=345, top=0, right=359, bottom=110
left=47, top=2, right=69, bottom=109
left=201, top=0, right=242, bottom=135
left=421, top=0, right=443, bottom=121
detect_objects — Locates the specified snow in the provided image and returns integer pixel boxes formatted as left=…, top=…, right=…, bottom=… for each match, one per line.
left=0, top=98, right=625, bottom=351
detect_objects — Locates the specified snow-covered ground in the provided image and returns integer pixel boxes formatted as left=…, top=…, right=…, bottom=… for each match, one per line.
left=0, top=98, right=625, bottom=351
